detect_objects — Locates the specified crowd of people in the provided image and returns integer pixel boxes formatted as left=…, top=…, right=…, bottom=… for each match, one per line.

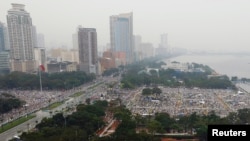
left=0, top=84, right=88, bottom=126
left=121, top=86, right=250, bottom=117
left=1, top=80, right=250, bottom=127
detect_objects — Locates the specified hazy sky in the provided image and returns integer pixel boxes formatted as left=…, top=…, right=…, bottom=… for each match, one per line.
left=0, top=0, right=250, bottom=52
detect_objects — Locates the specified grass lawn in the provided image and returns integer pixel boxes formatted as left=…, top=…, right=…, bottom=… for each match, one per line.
left=42, top=101, right=64, bottom=110
left=69, top=91, right=84, bottom=98
left=0, top=114, right=36, bottom=133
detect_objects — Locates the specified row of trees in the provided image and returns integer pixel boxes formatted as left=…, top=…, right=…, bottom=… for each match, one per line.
left=0, top=93, right=25, bottom=114
left=120, top=60, right=236, bottom=89
left=102, top=68, right=119, bottom=77
left=0, top=71, right=96, bottom=90
left=148, top=108, right=250, bottom=141
left=142, top=87, right=162, bottom=95
left=19, top=101, right=108, bottom=141
left=16, top=99, right=250, bottom=141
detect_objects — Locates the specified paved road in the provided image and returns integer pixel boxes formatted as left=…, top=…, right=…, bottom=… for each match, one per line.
left=0, top=110, right=49, bottom=141
left=0, top=77, right=112, bottom=141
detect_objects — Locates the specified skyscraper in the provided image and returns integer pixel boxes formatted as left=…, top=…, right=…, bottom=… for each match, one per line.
left=156, top=34, right=169, bottom=57
left=0, top=52, right=10, bottom=74
left=0, top=22, right=10, bottom=74
left=7, top=3, right=35, bottom=73
left=0, top=22, right=9, bottom=51
left=110, top=12, right=133, bottom=64
left=0, top=22, right=6, bottom=52
left=78, top=27, right=98, bottom=74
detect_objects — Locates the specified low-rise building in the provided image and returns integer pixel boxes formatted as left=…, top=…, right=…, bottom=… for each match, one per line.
left=161, top=61, right=188, bottom=72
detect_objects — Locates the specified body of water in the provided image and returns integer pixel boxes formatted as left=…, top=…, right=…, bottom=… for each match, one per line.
left=164, top=54, right=250, bottom=79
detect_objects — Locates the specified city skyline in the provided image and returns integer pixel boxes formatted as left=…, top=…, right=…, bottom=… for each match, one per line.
left=0, top=0, right=250, bottom=52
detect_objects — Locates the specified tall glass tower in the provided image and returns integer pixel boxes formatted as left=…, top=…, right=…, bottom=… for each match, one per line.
left=0, top=22, right=10, bottom=74
left=0, top=22, right=9, bottom=52
left=110, top=12, right=133, bottom=64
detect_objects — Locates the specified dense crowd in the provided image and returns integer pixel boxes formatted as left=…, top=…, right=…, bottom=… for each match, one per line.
left=0, top=83, right=89, bottom=126
left=121, top=86, right=250, bottom=117
left=1, top=80, right=250, bottom=127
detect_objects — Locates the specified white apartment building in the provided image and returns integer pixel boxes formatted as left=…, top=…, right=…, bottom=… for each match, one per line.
left=7, top=3, right=36, bottom=73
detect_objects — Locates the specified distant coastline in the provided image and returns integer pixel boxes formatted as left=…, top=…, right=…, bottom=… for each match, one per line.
left=165, top=53, right=250, bottom=79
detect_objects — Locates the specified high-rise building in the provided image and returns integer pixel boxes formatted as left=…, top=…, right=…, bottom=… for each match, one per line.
left=156, top=34, right=169, bottom=57
left=0, top=22, right=9, bottom=51
left=0, top=52, right=10, bottom=74
left=0, top=22, right=6, bottom=52
left=110, top=12, right=133, bottom=64
left=7, top=3, right=35, bottom=73
left=78, top=27, right=98, bottom=74
left=0, top=22, right=10, bottom=74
